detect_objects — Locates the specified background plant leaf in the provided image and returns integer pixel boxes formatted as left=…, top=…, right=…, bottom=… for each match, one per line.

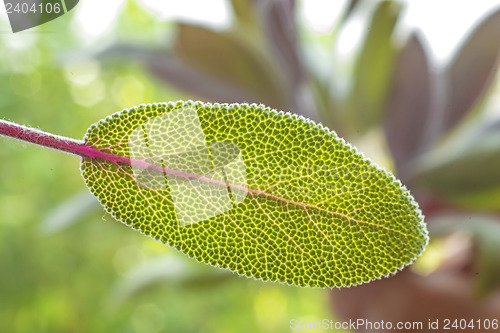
left=80, top=101, right=427, bottom=288
left=109, top=254, right=232, bottom=306
left=257, top=0, right=316, bottom=119
left=40, top=190, right=98, bottom=235
left=229, top=0, right=259, bottom=34
left=443, top=8, right=500, bottom=133
left=384, top=33, right=433, bottom=172
left=258, top=0, right=301, bottom=84
left=98, top=44, right=256, bottom=104
left=410, top=119, right=500, bottom=210
left=343, top=0, right=401, bottom=132
left=172, top=24, right=288, bottom=109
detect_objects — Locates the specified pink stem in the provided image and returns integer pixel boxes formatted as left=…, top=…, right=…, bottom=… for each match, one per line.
left=0, top=119, right=132, bottom=164
left=0, top=119, right=249, bottom=192
left=0, top=118, right=237, bottom=185
left=1, top=119, right=87, bottom=155
left=0, top=118, right=254, bottom=201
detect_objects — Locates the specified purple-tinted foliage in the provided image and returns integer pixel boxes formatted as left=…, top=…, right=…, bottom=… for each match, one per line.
left=443, top=8, right=500, bottom=133
left=384, top=33, right=433, bottom=175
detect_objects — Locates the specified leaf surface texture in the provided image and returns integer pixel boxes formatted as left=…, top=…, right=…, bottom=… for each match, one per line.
left=81, top=101, right=427, bottom=287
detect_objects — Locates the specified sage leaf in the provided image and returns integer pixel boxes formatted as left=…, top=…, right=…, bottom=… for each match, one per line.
left=410, top=120, right=500, bottom=210
left=384, top=33, right=433, bottom=169
left=344, top=0, right=401, bottom=132
left=173, top=24, right=287, bottom=109
left=444, top=8, right=500, bottom=133
left=81, top=101, right=427, bottom=287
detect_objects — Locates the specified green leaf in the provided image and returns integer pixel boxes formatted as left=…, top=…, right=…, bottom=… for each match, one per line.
left=110, top=254, right=231, bottom=305
left=80, top=100, right=427, bottom=287
left=229, top=0, right=260, bottom=34
left=343, top=0, right=401, bottom=133
left=410, top=120, right=500, bottom=210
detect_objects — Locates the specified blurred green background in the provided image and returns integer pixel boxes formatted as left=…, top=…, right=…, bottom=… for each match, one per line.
left=1, top=0, right=500, bottom=332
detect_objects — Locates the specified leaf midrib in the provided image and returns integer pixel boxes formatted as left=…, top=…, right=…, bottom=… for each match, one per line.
left=84, top=143, right=417, bottom=240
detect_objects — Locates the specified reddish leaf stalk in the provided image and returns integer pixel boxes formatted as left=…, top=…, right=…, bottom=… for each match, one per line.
left=0, top=119, right=129, bottom=164
left=0, top=118, right=250, bottom=196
